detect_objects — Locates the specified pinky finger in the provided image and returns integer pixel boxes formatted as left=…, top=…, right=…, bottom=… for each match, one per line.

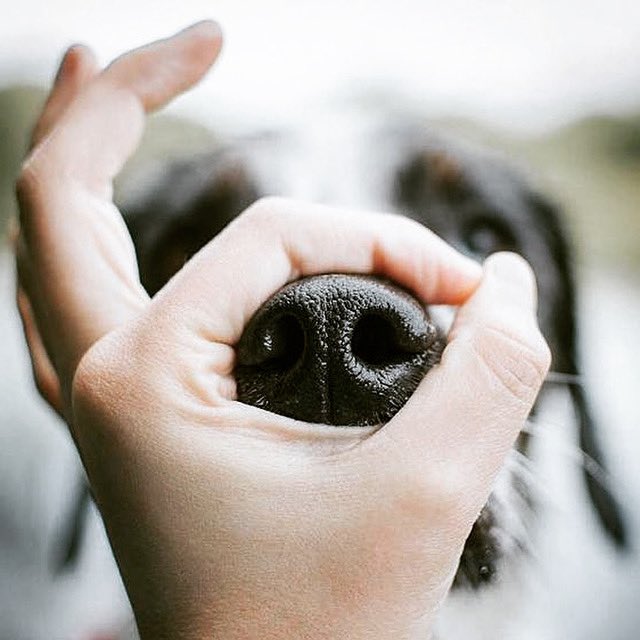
left=16, top=286, right=64, bottom=417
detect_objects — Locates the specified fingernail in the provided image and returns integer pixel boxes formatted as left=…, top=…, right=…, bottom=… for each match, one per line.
left=54, top=44, right=81, bottom=83
left=179, top=19, right=223, bottom=40
left=460, top=254, right=483, bottom=280
left=484, top=251, right=537, bottom=309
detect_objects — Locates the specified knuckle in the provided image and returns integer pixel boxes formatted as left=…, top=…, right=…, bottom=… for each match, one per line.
left=71, top=344, right=108, bottom=409
left=71, top=336, right=129, bottom=421
left=16, top=144, right=64, bottom=207
left=15, top=157, right=56, bottom=238
left=241, top=196, right=290, bottom=228
left=33, top=370, right=52, bottom=403
left=15, top=161, right=40, bottom=205
left=468, top=324, right=551, bottom=404
left=252, top=194, right=289, bottom=212
left=388, top=459, right=470, bottom=525
left=422, top=464, right=470, bottom=516
left=370, top=431, right=473, bottom=521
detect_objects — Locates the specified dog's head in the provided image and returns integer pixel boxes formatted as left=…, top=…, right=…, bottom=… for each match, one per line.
left=123, top=123, right=569, bottom=356
left=115, top=117, right=626, bottom=588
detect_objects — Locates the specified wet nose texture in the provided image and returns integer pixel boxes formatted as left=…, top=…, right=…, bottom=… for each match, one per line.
left=235, top=274, right=445, bottom=426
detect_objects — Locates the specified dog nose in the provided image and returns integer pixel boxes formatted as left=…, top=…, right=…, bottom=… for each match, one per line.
left=235, top=275, right=443, bottom=426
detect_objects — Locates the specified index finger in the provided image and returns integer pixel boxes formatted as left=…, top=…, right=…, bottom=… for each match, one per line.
left=16, top=22, right=222, bottom=387
left=20, top=20, right=222, bottom=204
left=151, top=197, right=483, bottom=346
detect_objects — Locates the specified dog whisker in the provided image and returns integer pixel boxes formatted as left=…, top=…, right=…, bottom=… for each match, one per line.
left=485, top=451, right=539, bottom=562
left=543, top=371, right=585, bottom=386
left=504, top=447, right=549, bottom=505
left=522, top=418, right=614, bottom=489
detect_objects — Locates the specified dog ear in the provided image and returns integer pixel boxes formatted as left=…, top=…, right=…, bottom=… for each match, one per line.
left=529, top=193, right=628, bottom=549
left=569, top=383, right=628, bottom=548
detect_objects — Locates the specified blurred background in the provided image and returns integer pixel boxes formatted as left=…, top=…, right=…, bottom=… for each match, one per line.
left=1, top=1, right=639, bottom=639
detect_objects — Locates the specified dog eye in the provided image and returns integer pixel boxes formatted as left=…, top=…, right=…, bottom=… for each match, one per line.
left=461, top=217, right=517, bottom=256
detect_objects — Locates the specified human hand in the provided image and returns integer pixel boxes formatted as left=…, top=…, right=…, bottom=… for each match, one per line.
left=15, top=22, right=551, bottom=640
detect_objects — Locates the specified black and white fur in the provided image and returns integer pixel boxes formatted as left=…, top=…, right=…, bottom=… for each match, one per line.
left=50, top=109, right=629, bottom=638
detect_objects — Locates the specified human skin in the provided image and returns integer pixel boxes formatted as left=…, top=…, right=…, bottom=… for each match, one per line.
left=14, top=21, right=551, bottom=640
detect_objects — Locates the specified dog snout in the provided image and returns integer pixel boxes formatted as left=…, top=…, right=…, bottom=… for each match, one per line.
left=235, top=274, right=444, bottom=426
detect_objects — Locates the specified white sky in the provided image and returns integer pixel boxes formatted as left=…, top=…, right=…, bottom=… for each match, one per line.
left=1, top=0, right=640, bottom=133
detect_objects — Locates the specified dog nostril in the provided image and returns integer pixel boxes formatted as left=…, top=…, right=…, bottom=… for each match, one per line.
left=255, top=313, right=306, bottom=372
left=238, top=312, right=306, bottom=372
left=351, top=312, right=424, bottom=366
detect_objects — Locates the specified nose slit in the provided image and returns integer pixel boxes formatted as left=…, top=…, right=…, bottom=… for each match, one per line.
left=259, top=313, right=306, bottom=372
left=351, top=312, right=407, bottom=366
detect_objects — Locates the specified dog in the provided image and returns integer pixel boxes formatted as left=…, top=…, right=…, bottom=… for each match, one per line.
left=56, top=110, right=628, bottom=637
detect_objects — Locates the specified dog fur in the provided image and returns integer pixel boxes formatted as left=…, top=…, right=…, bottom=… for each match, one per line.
left=54, top=110, right=628, bottom=637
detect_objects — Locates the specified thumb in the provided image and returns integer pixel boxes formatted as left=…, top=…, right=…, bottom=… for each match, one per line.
left=377, top=252, right=551, bottom=508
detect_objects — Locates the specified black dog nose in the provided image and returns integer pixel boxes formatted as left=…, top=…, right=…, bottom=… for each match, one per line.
left=235, top=274, right=444, bottom=426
